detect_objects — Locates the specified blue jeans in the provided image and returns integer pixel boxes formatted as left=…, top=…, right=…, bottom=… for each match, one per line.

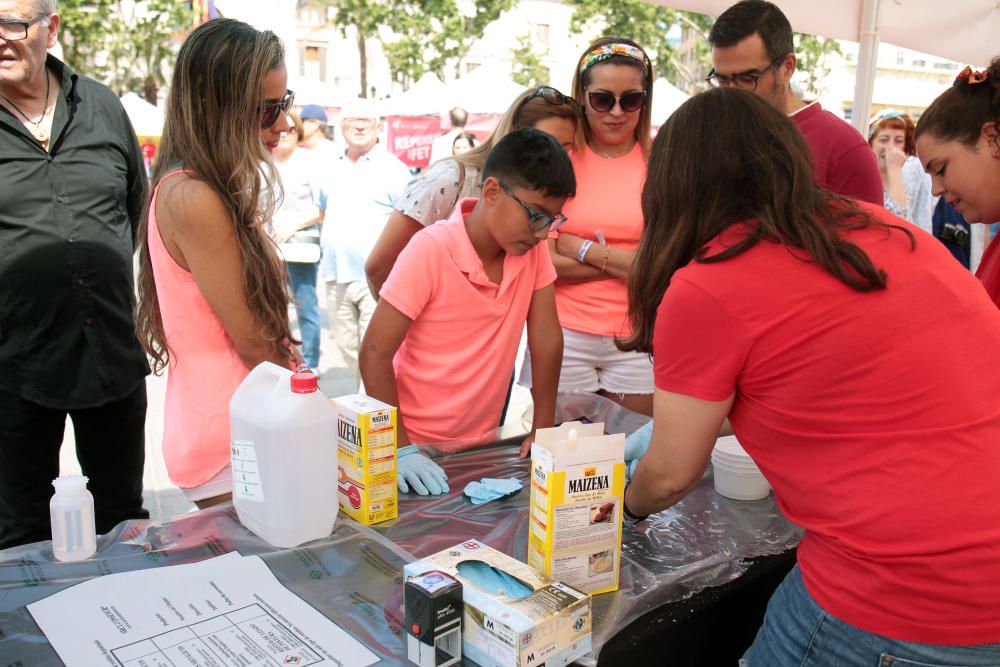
left=286, top=261, right=321, bottom=369
left=742, top=565, right=1000, bottom=667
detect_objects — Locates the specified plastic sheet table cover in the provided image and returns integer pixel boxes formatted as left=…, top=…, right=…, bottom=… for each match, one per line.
left=0, top=393, right=802, bottom=666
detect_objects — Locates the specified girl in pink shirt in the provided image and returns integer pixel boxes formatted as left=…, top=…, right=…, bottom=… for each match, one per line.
left=135, top=19, right=300, bottom=507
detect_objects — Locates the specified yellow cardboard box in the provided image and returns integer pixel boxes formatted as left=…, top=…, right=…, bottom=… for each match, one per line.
left=332, top=394, right=398, bottom=525
left=528, top=421, right=625, bottom=595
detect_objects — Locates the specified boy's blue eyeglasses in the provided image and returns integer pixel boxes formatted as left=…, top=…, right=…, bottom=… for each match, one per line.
left=499, top=182, right=567, bottom=232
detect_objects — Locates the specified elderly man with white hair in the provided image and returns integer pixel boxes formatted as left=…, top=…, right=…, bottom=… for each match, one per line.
left=317, top=97, right=411, bottom=388
left=0, top=0, right=150, bottom=548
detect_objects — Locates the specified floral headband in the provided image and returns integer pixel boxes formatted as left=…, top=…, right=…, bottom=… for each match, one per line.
left=579, top=43, right=650, bottom=77
left=867, top=109, right=908, bottom=139
left=954, top=65, right=990, bottom=88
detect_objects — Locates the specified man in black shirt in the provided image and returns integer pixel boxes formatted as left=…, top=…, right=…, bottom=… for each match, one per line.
left=0, top=0, right=150, bottom=548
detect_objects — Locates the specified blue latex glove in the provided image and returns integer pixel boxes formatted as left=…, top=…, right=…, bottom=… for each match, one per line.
left=624, top=420, right=653, bottom=481
left=463, top=477, right=523, bottom=505
left=397, top=445, right=449, bottom=496
left=456, top=560, right=534, bottom=599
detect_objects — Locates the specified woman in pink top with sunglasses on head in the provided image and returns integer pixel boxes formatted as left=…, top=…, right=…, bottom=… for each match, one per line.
left=521, top=37, right=655, bottom=416
left=135, top=19, right=301, bottom=507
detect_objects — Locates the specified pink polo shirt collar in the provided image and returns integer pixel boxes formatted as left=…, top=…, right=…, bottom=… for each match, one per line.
left=443, top=197, right=529, bottom=297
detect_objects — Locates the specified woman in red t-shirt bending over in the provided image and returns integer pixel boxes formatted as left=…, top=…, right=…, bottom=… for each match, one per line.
left=916, top=57, right=1000, bottom=308
left=621, top=88, right=1000, bottom=665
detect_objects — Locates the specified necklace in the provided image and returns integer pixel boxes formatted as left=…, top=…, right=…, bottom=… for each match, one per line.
left=591, top=140, right=635, bottom=160
left=0, top=72, right=52, bottom=143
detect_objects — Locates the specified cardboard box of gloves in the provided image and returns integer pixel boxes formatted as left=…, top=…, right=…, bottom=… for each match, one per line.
left=403, top=540, right=592, bottom=667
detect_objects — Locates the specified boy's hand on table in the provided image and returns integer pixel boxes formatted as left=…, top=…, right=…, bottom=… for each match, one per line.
left=397, top=445, right=449, bottom=495
left=519, top=431, right=536, bottom=459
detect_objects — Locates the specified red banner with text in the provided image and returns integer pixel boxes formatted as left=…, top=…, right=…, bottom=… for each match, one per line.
left=386, top=114, right=499, bottom=168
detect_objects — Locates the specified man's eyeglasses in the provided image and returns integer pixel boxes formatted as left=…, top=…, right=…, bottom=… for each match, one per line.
left=524, top=86, right=580, bottom=111
left=261, top=90, right=295, bottom=129
left=499, top=181, right=567, bottom=232
left=705, top=56, right=787, bottom=90
left=587, top=90, right=646, bottom=113
left=0, top=14, right=48, bottom=41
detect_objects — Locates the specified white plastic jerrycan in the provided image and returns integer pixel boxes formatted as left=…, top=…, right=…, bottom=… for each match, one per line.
left=230, top=362, right=339, bottom=548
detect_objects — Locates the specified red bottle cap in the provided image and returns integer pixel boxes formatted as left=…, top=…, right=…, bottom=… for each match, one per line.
left=290, top=369, right=318, bottom=394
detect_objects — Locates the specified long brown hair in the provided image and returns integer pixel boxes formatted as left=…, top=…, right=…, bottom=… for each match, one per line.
left=620, top=88, right=914, bottom=354
left=571, top=36, right=654, bottom=154
left=451, top=86, right=582, bottom=172
left=135, top=18, right=293, bottom=372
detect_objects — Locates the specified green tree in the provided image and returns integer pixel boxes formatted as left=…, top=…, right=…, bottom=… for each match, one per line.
left=313, top=0, right=514, bottom=93
left=56, top=0, right=118, bottom=79
left=510, top=32, right=549, bottom=88
left=314, top=0, right=391, bottom=97
left=566, top=0, right=705, bottom=86
left=57, top=0, right=192, bottom=103
left=794, top=34, right=842, bottom=97
left=423, top=0, right=515, bottom=79
left=567, top=1, right=840, bottom=95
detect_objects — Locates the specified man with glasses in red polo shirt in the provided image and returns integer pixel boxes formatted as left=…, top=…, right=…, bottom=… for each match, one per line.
left=0, top=0, right=150, bottom=548
left=707, top=0, right=882, bottom=205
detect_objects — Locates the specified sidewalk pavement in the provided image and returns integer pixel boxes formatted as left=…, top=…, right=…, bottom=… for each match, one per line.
left=58, top=284, right=533, bottom=522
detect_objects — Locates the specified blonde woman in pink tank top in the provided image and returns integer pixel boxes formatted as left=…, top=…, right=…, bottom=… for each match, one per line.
left=134, top=19, right=301, bottom=507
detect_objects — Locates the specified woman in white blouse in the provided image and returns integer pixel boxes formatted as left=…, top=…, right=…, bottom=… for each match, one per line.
left=868, top=110, right=936, bottom=234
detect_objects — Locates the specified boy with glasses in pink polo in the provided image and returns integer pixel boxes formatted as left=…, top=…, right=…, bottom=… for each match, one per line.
left=360, top=129, right=574, bottom=496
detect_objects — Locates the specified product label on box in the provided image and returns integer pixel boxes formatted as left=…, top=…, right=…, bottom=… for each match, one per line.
left=334, top=396, right=398, bottom=525
left=528, top=426, right=625, bottom=595
left=231, top=440, right=263, bottom=501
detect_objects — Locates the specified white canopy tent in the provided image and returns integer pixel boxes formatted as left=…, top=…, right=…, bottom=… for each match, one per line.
left=379, top=72, right=448, bottom=116
left=119, top=92, right=164, bottom=137
left=382, top=64, right=528, bottom=116
left=442, top=63, right=527, bottom=114
left=652, top=0, right=1000, bottom=132
left=651, top=77, right=691, bottom=125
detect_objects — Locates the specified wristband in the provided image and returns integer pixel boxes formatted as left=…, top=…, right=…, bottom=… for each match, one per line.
left=577, top=239, right=594, bottom=263
left=622, top=483, right=649, bottom=526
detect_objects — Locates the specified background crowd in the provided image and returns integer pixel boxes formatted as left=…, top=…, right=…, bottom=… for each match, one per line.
left=2, top=0, right=1000, bottom=664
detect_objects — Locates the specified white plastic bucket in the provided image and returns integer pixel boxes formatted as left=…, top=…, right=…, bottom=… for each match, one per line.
left=711, top=436, right=770, bottom=501
left=230, top=362, right=339, bottom=548
left=712, top=462, right=771, bottom=500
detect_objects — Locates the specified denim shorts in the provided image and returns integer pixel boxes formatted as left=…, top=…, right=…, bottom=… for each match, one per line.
left=741, top=565, right=1000, bottom=667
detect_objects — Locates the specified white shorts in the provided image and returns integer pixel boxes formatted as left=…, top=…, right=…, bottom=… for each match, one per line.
left=180, top=466, right=233, bottom=502
left=519, top=327, right=654, bottom=395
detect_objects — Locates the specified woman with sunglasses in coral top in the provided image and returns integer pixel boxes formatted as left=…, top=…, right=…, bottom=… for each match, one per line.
left=135, top=19, right=302, bottom=507
left=521, top=37, right=655, bottom=416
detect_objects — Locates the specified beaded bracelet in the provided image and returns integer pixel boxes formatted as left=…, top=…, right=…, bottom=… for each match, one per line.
left=600, top=246, right=610, bottom=272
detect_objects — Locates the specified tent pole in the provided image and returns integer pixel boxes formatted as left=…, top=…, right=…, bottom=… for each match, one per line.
left=852, top=0, right=882, bottom=134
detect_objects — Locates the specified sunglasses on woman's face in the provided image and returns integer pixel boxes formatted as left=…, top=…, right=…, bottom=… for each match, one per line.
left=587, top=90, right=645, bottom=113
left=525, top=85, right=580, bottom=110
left=261, top=89, right=295, bottom=129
